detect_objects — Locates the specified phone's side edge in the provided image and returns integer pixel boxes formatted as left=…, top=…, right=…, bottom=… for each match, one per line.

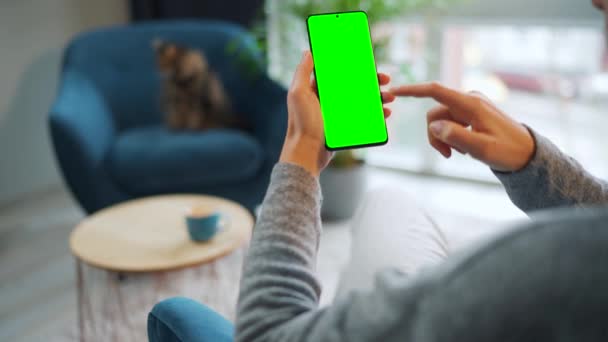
left=363, top=10, right=390, bottom=150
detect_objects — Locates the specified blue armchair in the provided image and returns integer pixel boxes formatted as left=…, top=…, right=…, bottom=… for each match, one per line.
left=49, top=21, right=287, bottom=213
left=148, top=297, right=234, bottom=342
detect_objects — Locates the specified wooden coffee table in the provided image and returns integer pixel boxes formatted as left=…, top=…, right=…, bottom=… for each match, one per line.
left=69, top=195, right=254, bottom=341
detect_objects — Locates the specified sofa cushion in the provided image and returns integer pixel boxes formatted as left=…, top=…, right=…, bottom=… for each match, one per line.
left=108, top=126, right=264, bottom=194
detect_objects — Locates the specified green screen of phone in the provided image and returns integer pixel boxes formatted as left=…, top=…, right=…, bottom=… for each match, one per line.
left=307, top=11, right=388, bottom=150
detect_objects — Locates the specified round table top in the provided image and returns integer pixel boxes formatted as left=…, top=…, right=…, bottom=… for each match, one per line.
left=70, top=195, right=254, bottom=272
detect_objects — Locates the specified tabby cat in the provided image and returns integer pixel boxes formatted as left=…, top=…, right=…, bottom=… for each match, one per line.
left=153, top=40, right=242, bottom=130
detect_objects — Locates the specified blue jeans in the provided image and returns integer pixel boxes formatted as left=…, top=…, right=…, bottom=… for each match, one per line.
left=148, top=297, right=234, bottom=342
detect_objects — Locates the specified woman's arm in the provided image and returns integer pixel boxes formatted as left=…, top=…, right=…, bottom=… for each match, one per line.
left=235, top=162, right=429, bottom=342
left=390, top=83, right=608, bottom=214
left=236, top=51, right=398, bottom=341
left=493, top=129, right=608, bottom=212
left=235, top=162, right=323, bottom=341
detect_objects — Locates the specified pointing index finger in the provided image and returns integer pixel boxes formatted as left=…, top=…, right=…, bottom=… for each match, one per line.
left=390, top=82, right=468, bottom=109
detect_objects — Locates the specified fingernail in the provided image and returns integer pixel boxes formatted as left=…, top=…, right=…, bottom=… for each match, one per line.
left=429, top=121, right=444, bottom=137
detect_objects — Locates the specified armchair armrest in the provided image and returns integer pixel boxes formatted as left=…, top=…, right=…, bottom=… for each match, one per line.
left=51, top=70, right=116, bottom=162
left=49, top=69, right=127, bottom=213
left=148, top=297, right=234, bottom=342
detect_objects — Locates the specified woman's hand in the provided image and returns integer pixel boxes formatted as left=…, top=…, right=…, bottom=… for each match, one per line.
left=390, top=82, right=535, bottom=172
left=280, top=51, right=394, bottom=177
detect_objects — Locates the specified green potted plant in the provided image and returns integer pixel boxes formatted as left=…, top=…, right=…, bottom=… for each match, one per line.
left=320, top=150, right=367, bottom=220
left=280, top=0, right=463, bottom=220
left=234, top=0, right=464, bottom=219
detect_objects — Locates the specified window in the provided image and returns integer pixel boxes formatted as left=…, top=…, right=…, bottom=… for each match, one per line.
left=368, top=23, right=607, bottom=181
left=266, top=1, right=607, bottom=181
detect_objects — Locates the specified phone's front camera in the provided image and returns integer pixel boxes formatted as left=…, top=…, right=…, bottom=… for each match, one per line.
left=336, top=14, right=339, bottom=18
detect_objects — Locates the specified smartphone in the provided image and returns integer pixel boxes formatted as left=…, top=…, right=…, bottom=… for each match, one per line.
left=307, top=11, right=388, bottom=151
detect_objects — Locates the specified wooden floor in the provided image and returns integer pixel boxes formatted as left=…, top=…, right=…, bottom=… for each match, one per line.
left=0, top=169, right=525, bottom=341
left=0, top=186, right=82, bottom=341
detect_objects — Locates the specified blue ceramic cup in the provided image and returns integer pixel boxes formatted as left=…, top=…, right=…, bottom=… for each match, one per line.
left=186, top=208, right=224, bottom=242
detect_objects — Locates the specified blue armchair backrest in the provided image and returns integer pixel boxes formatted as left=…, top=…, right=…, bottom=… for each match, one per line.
left=62, top=21, right=266, bottom=131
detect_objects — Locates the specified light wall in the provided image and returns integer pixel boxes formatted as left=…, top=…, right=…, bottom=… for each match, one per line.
left=0, top=0, right=128, bottom=204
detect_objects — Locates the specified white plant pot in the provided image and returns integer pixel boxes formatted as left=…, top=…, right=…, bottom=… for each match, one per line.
left=320, top=164, right=367, bottom=221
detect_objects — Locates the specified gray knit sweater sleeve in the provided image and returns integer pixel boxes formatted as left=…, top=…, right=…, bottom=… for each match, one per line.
left=494, top=129, right=608, bottom=212
left=235, top=163, right=425, bottom=342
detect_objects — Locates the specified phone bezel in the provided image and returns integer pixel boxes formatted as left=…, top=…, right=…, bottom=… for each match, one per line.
left=306, top=10, right=389, bottom=151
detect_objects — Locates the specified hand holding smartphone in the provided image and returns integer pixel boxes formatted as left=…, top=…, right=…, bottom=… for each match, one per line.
left=307, top=11, right=388, bottom=150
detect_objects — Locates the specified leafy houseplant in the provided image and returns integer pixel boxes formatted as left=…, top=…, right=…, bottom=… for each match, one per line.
left=279, top=0, right=458, bottom=220
left=239, top=0, right=465, bottom=219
